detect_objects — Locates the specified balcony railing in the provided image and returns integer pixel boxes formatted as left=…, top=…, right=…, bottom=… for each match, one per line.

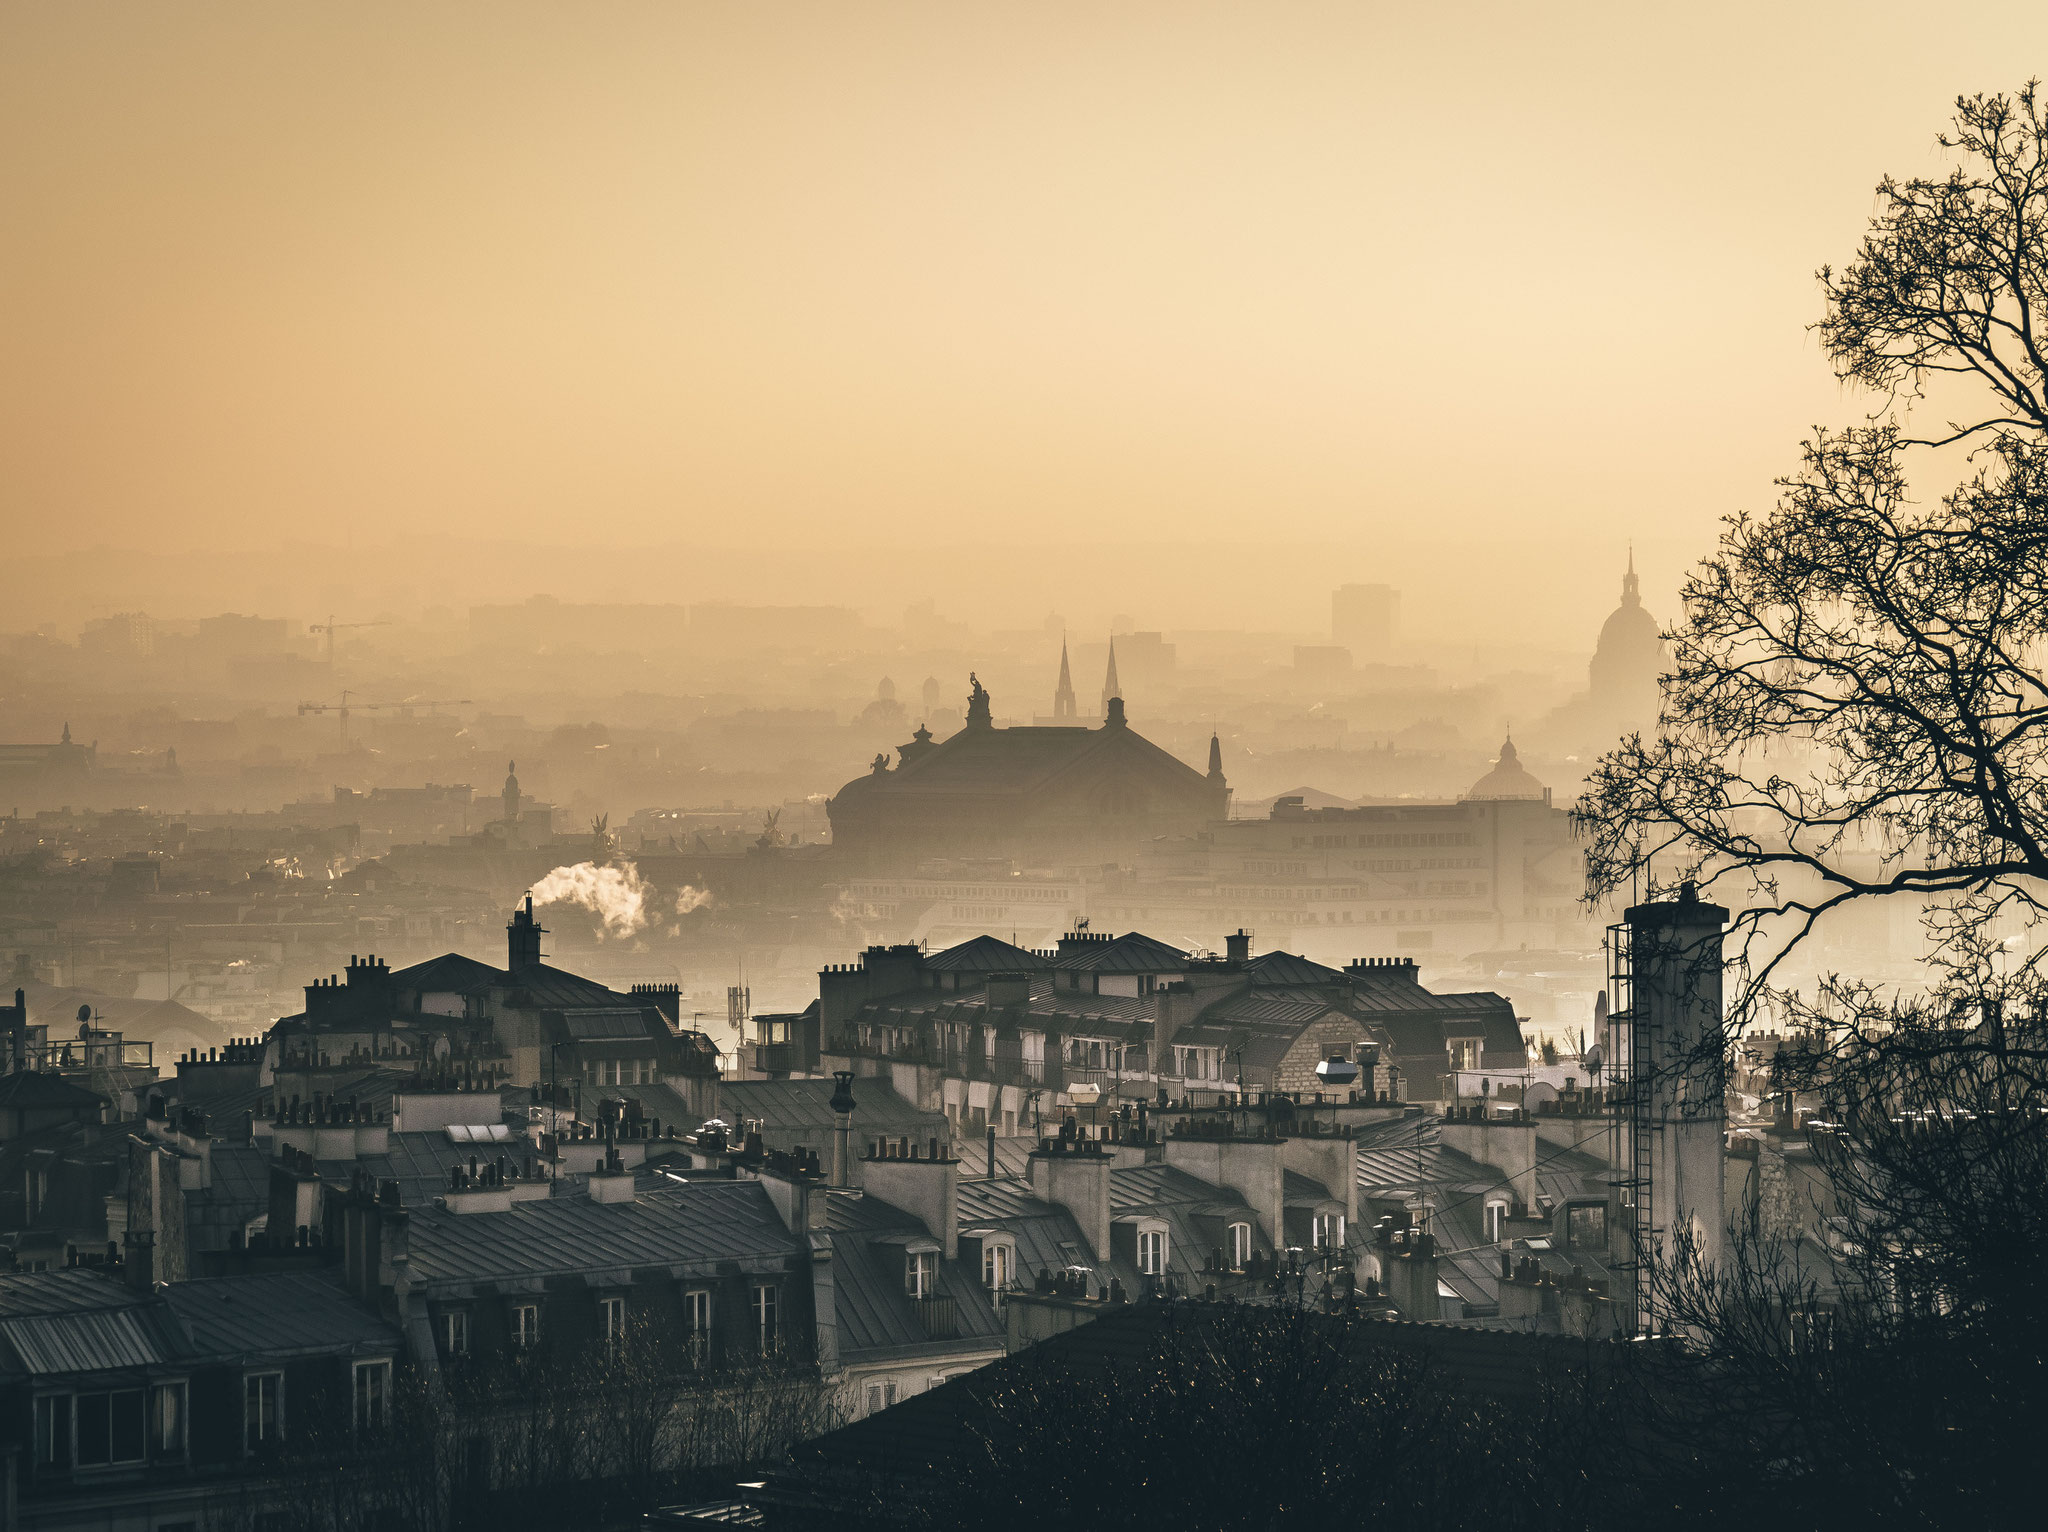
left=913, top=1295, right=959, bottom=1339
left=16, top=1039, right=153, bottom=1072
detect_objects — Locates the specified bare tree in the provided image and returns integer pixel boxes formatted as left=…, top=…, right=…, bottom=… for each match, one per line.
left=1572, top=88, right=2048, bottom=1526
left=1576, top=85, right=2048, bottom=993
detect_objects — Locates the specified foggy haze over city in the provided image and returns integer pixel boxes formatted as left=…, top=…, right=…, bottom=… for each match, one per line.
left=3, top=6, right=2047, bottom=1530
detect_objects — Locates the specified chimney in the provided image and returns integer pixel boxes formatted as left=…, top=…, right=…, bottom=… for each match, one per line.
left=588, top=1161, right=636, bottom=1204
left=861, top=1138, right=960, bottom=1259
left=507, top=895, right=545, bottom=972
left=1163, top=1128, right=1283, bottom=1251
left=1377, top=1223, right=1441, bottom=1319
left=1027, top=1138, right=1112, bottom=1263
left=829, top=1071, right=857, bottom=1188
left=1225, top=929, right=1251, bottom=964
left=1617, top=880, right=1729, bottom=1335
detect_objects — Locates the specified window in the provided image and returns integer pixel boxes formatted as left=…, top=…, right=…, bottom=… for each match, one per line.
left=1138, top=1229, right=1166, bottom=1276
left=1568, top=1204, right=1606, bottom=1249
left=244, top=1372, right=282, bottom=1451
left=353, top=1360, right=390, bottom=1435
left=864, top=1380, right=897, bottom=1414
left=152, top=1381, right=187, bottom=1456
left=600, top=1296, right=626, bottom=1352
left=683, top=1288, right=711, bottom=1336
left=440, top=1310, right=469, bottom=1357
left=1311, top=1213, right=1345, bottom=1249
left=1485, top=1201, right=1508, bottom=1245
left=511, top=1304, right=539, bottom=1350
left=1229, top=1222, right=1253, bottom=1270
left=906, top=1249, right=937, bottom=1299
left=34, top=1395, right=64, bottom=1468
left=684, top=1289, right=711, bottom=1360
left=982, top=1242, right=1012, bottom=1293
left=753, top=1283, right=779, bottom=1352
left=1449, top=1039, right=1482, bottom=1072
left=74, top=1388, right=146, bottom=1467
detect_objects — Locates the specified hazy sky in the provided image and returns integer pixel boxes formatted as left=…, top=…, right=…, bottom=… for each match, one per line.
left=4, top=3, right=2044, bottom=644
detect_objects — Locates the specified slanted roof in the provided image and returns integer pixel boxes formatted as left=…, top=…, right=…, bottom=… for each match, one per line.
left=0, top=1073, right=107, bottom=1110
left=0, top=1306, right=181, bottom=1376
left=388, top=953, right=504, bottom=993
left=558, top=1008, right=661, bottom=1040
left=859, top=979, right=1153, bottom=1033
left=719, top=1077, right=944, bottom=1135
left=507, top=965, right=624, bottom=1009
left=0, top=1269, right=145, bottom=1320
left=1247, top=951, right=1348, bottom=987
left=826, top=1194, right=1007, bottom=1361
left=1049, top=932, right=1188, bottom=975
left=161, top=1273, right=402, bottom=1360
left=403, top=1180, right=803, bottom=1285
left=1282, top=1170, right=1342, bottom=1209
left=924, top=936, right=1048, bottom=973
left=324, top=1129, right=544, bottom=1207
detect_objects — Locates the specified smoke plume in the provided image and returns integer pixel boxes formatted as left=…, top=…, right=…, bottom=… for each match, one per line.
left=531, top=861, right=651, bottom=939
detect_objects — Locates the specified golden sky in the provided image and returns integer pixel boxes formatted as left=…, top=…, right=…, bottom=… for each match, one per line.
left=3, top=2, right=2044, bottom=641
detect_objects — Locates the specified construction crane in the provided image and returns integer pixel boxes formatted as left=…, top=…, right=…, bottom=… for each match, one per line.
left=296, top=692, right=473, bottom=750
left=309, top=614, right=392, bottom=670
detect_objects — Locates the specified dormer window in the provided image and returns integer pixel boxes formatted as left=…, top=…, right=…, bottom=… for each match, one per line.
left=982, top=1241, right=1012, bottom=1292
left=1567, top=1204, right=1605, bottom=1249
left=1228, top=1222, right=1252, bottom=1269
left=906, top=1248, right=938, bottom=1299
left=1485, top=1200, right=1509, bottom=1245
left=1138, top=1229, right=1167, bottom=1276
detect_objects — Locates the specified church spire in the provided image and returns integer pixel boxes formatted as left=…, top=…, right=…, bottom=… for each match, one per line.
left=1207, top=732, right=1224, bottom=782
left=1622, top=547, right=1640, bottom=605
left=1101, top=637, right=1121, bottom=720
left=1054, top=636, right=1076, bottom=720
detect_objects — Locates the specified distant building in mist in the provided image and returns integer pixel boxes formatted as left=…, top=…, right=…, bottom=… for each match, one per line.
left=0, top=723, right=96, bottom=787
left=1332, top=583, right=1399, bottom=658
left=827, top=672, right=1228, bottom=872
left=1091, top=739, right=1579, bottom=961
left=1537, top=554, right=1667, bottom=749
left=1587, top=552, right=1664, bottom=724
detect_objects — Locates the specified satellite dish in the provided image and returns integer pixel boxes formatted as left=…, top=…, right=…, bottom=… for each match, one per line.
left=76, top=1004, right=93, bottom=1024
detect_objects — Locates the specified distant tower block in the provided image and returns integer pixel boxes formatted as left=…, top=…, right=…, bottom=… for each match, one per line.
left=921, top=676, right=941, bottom=718
left=501, top=761, right=521, bottom=827
left=1101, top=637, right=1122, bottom=720
left=1332, top=583, right=1399, bottom=658
left=1054, top=638, right=1077, bottom=721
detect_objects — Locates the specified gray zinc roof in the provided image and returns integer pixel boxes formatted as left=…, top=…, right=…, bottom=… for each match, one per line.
left=403, top=1179, right=801, bottom=1286
left=721, top=1077, right=943, bottom=1135
left=0, top=1306, right=180, bottom=1376
left=825, top=1194, right=1007, bottom=1362
left=924, top=936, right=1048, bottom=973
left=162, top=1273, right=402, bottom=1360
left=1048, top=932, right=1188, bottom=975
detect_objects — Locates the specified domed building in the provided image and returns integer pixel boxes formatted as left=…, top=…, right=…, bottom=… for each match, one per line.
left=1588, top=552, right=1665, bottom=725
left=1463, top=735, right=1549, bottom=803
